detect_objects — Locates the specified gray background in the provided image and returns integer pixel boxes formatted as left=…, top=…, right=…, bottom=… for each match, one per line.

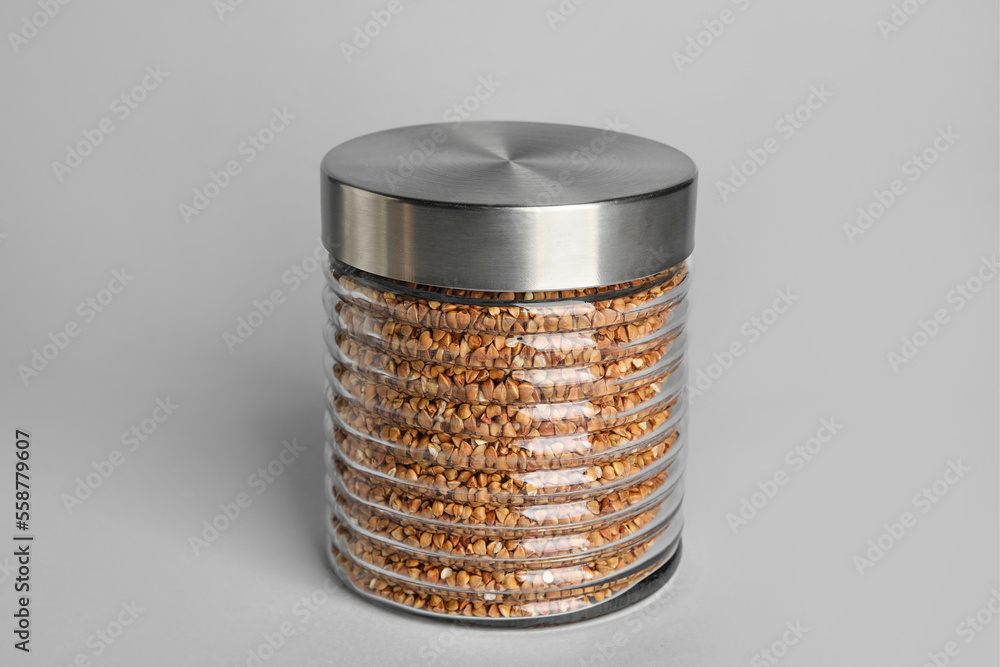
left=1, top=1, right=998, bottom=665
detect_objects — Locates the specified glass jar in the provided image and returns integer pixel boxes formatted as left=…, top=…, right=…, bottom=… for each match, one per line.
left=320, top=121, right=696, bottom=626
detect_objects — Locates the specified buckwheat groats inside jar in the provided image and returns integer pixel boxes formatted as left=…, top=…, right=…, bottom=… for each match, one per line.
left=321, top=121, right=696, bottom=626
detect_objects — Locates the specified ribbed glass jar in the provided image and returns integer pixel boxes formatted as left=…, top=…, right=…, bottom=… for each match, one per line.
left=324, top=257, right=689, bottom=624
left=320, top=121, right=696, bottom=625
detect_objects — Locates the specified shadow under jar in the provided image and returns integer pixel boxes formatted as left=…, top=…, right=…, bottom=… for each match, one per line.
left=320, top=121, right=697, bottom=626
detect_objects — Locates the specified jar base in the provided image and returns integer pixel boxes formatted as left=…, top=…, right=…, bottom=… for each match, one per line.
left=326, top=538, right=683, bottom=628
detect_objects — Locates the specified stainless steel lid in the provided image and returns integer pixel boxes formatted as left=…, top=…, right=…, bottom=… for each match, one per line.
left=321, top=121, right=696, bottom=291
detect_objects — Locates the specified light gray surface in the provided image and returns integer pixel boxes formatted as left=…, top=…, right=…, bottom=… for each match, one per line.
left=1, top=1, right=997, bottom=666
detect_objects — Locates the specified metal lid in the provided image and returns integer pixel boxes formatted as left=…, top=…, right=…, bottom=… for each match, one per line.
left=321, top=121, right=696, bottom=291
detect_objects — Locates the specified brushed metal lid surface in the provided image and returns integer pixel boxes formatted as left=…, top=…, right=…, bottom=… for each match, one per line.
left=321, top=121, right=696, bottom=291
